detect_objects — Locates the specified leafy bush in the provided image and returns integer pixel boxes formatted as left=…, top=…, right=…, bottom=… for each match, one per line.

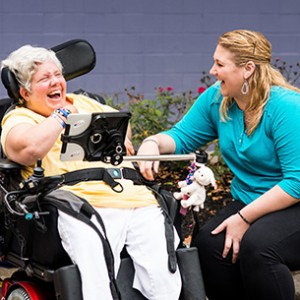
left=273, top=58, right=300, bottom=86
left=106, top=86, right=208, bottom=146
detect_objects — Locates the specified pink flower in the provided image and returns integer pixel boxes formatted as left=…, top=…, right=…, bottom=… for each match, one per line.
left=166, top=86, right=173, bottom=91
left=198, top=86, right=206, bottom=94
left=158, top=87, right=164, bottom=93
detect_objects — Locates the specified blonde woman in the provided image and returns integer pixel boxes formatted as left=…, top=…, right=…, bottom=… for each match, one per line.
left=137, top=29, right=300, bottom=300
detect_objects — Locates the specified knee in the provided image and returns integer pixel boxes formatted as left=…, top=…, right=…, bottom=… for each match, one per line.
left=193, top=225, right=211, bottom=248
left=192, top=225, right=223, bottom=259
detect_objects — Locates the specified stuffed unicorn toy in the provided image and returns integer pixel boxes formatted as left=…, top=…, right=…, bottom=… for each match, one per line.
left=174, top=164, right=217, bottom=215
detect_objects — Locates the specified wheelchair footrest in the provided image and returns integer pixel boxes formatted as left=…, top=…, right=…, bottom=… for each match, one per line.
left=116, top=257, right=147, bottom=299
left=53, top=264, right=83, bottom=300
left=177, top=247, right=206, bottom=300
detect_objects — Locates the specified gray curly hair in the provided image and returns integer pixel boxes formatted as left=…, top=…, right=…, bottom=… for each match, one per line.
left=1, top=45, right=63, bottom=104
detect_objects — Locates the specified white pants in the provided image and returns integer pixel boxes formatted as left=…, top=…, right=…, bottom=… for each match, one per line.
left=57, top=206, right=182, bottom=300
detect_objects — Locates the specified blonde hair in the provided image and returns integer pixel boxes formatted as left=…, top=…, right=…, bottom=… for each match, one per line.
left=1, top=45, right=62, bottom=105
left=218, top=29, right=300, bottom=135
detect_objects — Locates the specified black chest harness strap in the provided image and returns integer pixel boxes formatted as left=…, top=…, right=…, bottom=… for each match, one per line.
left=61, top=167, right=151, bottom=190
left=23, top=167, right=150, bottom=194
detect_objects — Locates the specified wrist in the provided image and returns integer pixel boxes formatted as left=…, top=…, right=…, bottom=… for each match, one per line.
left=142, top=137, right=159, bottom=146
left=54, top=107, right=71, bottom=119
left=237, top=210, right=251, bottom=225
left=51, top=112, right=66, bottom=128
left=51, top=108, right=71, bottom=129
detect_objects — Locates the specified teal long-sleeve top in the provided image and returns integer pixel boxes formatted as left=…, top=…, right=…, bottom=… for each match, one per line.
left=164, top=82, right=300, bottom=205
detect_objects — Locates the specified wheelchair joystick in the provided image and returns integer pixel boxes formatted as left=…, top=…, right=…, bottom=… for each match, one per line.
left=31, top=159, right=44, bottom=179
left=19, top=159, right=45, bottom=190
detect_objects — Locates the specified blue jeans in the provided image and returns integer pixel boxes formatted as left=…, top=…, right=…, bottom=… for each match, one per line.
left=192, top=200, right=300, bottom=300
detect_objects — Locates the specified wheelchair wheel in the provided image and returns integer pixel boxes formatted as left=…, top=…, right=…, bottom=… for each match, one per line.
left=7, top=287, right=31, bottom=300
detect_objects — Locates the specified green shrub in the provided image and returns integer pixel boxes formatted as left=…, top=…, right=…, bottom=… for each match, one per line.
left=116, top=86, right=202, bottom=146
left=273, top=58, right=300, bottom=86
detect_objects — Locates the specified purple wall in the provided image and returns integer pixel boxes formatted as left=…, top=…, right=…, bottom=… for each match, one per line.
left=1, top=0, right=300, bottom=101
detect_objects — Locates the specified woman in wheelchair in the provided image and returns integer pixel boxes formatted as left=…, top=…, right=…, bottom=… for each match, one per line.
left=1, top=45, right=182, bottom=300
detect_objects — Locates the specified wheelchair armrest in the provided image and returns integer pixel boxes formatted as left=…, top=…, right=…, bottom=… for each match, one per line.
left=0, top=158, right=22, bottom=171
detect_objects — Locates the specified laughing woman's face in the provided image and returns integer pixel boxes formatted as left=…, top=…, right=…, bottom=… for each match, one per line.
left=20, top=60, right=67, bottom=117
left=209, top=45, right=245, bottom=101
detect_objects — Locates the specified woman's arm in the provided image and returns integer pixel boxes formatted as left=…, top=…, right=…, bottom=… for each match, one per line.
left=5, top=115, right=65, bottom=165
left=137, top=86, right=220, bottom=180
left=238, top=185, right=298, bottom=223
left=4, top=104, right=78, bottom=166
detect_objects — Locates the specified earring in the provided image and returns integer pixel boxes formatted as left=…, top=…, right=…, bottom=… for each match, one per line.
left=241, top=79, right=249, bottom=95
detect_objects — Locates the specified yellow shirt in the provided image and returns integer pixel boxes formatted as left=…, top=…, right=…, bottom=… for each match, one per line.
left=1, top=93, right=157, bottom=208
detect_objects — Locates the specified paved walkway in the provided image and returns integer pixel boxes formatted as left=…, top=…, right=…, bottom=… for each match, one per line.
left=1, top=268, right=300, bottom=298
left=294, top=271, right=300, bottom=300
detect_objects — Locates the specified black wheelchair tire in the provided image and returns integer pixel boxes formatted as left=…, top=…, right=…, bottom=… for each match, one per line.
left=7, top=287, right=31, bottom=300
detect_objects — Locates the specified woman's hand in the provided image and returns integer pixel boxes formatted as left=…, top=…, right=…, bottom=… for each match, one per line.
left=137, top=139, right=160, bottom=181
left=211, top=213, right=250, bottom=264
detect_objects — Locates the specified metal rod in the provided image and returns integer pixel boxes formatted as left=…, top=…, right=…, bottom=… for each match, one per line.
left=123, top=153, right=196, bottom=162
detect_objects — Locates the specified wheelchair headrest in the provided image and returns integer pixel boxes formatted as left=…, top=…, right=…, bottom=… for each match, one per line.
left=1, top=39, right=96, bottom=101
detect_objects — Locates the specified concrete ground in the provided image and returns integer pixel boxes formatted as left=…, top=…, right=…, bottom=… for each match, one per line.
left=1, top=268, right=300, bottom=298
left=294, top=271, right=300, bottom=300
left=0, top=266, right=17, bottom=279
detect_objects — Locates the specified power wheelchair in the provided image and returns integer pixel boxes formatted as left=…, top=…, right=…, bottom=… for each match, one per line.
left=0, top=39, right=206, bottom=300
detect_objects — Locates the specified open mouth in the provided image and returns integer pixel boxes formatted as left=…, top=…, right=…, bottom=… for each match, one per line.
left=48, top=91, right=61, bottom=99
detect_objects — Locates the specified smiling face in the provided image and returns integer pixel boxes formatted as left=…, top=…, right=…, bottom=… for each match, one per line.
left=20, top=60, right=67, bottom=117
left=209, top=45, right=245, bottom=101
